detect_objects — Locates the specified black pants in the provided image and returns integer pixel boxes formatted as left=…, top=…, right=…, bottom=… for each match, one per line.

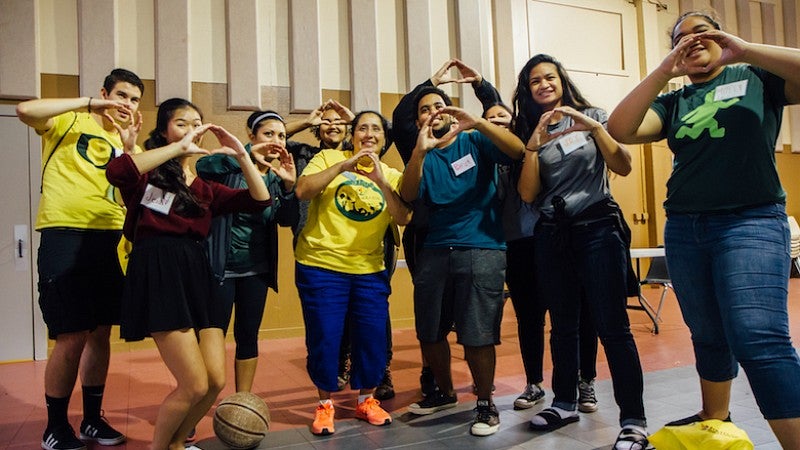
left=506, top=236, right=597, bottom=385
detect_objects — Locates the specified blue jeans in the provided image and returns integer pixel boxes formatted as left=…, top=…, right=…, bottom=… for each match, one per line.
left=665, top=203, right=800, bottom=420
left=535, top=217, right=646, bottom=427
left=295, top=263, right=390, bottom=392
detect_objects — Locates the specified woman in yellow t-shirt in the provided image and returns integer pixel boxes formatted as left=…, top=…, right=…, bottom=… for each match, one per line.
left=293, top=111, right=411, bottom=436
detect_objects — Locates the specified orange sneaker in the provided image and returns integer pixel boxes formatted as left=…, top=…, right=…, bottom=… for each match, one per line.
left=312, top=402, right=335, bottom=435
left=355, top=397, right=392, bottom=426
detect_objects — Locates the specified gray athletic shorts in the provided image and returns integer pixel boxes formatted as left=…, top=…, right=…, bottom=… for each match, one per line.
left=413, top=247, right=505, bottom=347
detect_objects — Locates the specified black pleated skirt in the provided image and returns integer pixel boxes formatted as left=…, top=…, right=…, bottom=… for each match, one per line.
left=120, top=235, right=221, bottom=341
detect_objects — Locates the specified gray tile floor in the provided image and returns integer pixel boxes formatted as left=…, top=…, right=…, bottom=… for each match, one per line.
left=193, top=365, right=781, bottom=450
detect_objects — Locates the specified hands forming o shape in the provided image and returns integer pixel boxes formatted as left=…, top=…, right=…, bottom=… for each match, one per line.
left=663, top=30, right=748, bottom=78
left=107, top=109, right=143, bottom=154
left=432, top=59, right=483, bottom=86
left=251, top=143, right=297, bottom=183
left=308, top=99, right=355, bottom=126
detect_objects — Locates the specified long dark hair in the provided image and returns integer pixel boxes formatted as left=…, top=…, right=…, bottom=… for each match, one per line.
left=143, top=98, right=204, bottom=217
left=511, top=54, right=592, bottom=143
left=350, top=110, right=393, bottom=157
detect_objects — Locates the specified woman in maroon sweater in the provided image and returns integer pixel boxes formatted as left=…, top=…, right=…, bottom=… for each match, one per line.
left=106, top=98, right=270, bottom=450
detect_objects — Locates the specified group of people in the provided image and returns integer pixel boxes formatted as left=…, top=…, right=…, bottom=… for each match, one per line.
left=16, top=11, right=800, bottom=450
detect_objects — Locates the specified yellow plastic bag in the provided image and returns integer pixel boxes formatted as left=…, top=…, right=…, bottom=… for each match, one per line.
left=649, top=419, right=753, bottom=450
left=117, top=235, right=133, bottom=275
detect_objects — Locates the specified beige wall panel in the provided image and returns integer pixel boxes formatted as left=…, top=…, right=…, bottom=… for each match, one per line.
left=528, top=2, right=624, bottom=76
left=258, top=0, right=291, bottom=87
left=78, top=0, right=117, bottom=97
left=0, top=0, right=40, bottom=99
left=404, top=0, right=433, bottom=90
left=191, top=0, right=227, bottom=83
left=117, top=0, right=155, bottom=80
left=735, top=0, right=752, bottom=40
left=429, top=0, right=458, bottom=99
left=492, top=0, right=529, bottom=102
left=711, top=0, right=739, bottom=35
left=784, top=0, right=799, bottom=47
left=319, top=0, right=350, bottom=91
left=455, top=0, right=493, bottom=113
left=289, top=0, right=322, bottom=112
left=39, top=0, right=79, bottom=75
left=349, top=0, right=380, bottom=111
left=377, top=0, right=405, bottom=94
left=226, top=0, right=262, bottom=110
left=155, top=0, right=191, bottom=103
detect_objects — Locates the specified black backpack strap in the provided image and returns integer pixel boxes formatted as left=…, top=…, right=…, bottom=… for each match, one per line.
left=40, top=112, right=78, bottom=193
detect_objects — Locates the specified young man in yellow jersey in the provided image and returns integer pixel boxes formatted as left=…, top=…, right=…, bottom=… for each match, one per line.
left=16, top=68, right=143, bottom=450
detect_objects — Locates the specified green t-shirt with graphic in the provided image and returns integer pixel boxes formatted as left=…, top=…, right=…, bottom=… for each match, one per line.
left=651, top=65, right=786, bottom=214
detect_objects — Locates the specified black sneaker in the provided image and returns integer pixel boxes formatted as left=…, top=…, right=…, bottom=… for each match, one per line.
left=470, top=400, right=500, bottom=436
left=407, top=391, right=458, bottom=415
left=41, top=425, right=87, bottom=450
left=419, top=367, right=438, bottom=398
left=79, top=416, right=126, bottom=446
left=514, top=383, right=545, bottom=410
left=374, top=369, right=395, bottom=400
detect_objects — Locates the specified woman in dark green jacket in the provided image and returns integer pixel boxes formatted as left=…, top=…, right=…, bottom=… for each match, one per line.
left=197, top=110, right=297, bottom=392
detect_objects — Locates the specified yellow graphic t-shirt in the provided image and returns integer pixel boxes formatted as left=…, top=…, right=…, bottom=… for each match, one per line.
left=295, top=150, right=403, bottom=274
left=36, top=112, right=128, bottom=230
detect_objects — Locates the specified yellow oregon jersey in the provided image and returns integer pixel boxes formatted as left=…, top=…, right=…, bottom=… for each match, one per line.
left=295, top=149, right=403, bottom=274
left=36, top=112, right=128, bottom=230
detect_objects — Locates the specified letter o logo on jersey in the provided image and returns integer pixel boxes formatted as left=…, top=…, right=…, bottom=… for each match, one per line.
left=334, top=179, right=385, bottom=222
left=76, top=133, right=117, bottom=169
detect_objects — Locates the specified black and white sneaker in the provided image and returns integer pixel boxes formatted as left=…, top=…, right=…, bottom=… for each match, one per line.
left=41, top=425, right=87, bottom=450
left=578, top=379, right=598, bottom=413
left=407, top=391, right=458, bottom=415
left=514, top=383, right=545, bottom=410
left=470, top=400, right=500, bottom=436
left=79, top=417, right=126, bottom=446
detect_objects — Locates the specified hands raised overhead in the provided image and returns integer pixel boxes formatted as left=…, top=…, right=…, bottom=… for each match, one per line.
left=432, top=59, right=484, bottom=87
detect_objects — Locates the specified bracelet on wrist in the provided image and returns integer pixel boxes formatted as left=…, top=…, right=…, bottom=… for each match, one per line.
left=525, top=146, right=539, bottom=153
left=87, top=97, right=93, bottom=112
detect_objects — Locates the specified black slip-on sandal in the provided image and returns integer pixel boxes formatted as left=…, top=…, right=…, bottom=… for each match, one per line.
left=529, top=407, right=579, bottom=431
left=613, top=427, right=649, bottom=450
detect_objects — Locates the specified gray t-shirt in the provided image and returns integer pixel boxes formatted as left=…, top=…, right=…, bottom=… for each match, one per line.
left=535, top=107, right=612, bottom=218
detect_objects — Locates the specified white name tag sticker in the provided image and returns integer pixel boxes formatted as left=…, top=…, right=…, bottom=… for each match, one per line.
left=451, top=153, right=476, bottom=176
left=140, top=184, right=175, bottom=215
left=113, top=147, right=123, bottom=158
left=558, top=132, right=588, bottom=156
left=714, top=80, right=748, bottom=101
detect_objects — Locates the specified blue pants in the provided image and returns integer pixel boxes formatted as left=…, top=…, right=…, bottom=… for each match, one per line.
left=295, top=263, right=390, bottom=392
left=665, top=203, right=800, bottom=420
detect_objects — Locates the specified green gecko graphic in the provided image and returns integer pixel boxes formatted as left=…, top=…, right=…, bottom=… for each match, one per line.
left=676, top=90, right=739, bottom=139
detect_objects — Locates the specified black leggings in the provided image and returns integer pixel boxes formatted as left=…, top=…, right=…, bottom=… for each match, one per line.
left=216, top=275, right=269, bottom=360
left=506, top=236, right=597, bottom=384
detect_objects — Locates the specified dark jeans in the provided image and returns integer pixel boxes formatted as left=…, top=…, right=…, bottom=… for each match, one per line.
left=534, top=217, right=646, bottom=427
left=506, top=237, right=597, bottom=385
